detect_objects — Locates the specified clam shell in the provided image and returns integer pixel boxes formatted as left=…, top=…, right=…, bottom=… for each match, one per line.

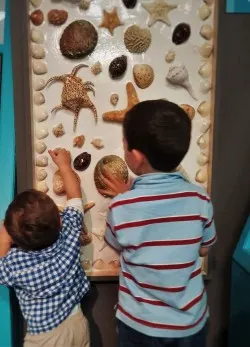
left=110, top=93, right=119, bottom=106
left=165, top=50, right=175, bottom=63
left=200, top=24, right=213, bottom=40
left=53, top=123, right=65, bottom=137
left=133, top=64, right=154, bottom=89
left=91, top=138, right=104, bottom=149
left=36, top=181, right=49, bottom=193
left=36, top=168, right=47, bottom=181
left=200, top=120, right=211, bottom=133
left=93, top=258, right=105, bottom=270
left=197, top=134, right=208, bottom=149
left=199, top=62, right=212, bottom=78
left=32, top=60, right=48, bottom=75
left=197, top=153, right=209, bottom=166
left=33, top=92, right=45, bottom=105
left=91, top=61, right=102, bottom=75
left=199, top=42, right=213, bottom=58
left=36, top=155, right=48, bottom=167
left=30, top=0, right=43, bottom=8
left=124, top=25, right=151, bottom=54
left=200, top=79, right=212, bottom=94
left=34, top=106, right=48, bottom=122
left=199, top=4, right=212, bottom=21
left=73, top=135, right=85, bottom=148
left=36, top=125, right=48, bottom=139
left=198, top=101, right=210, bottom=117
left=33, top=76, right=46, bottom=91
left=195, top=166, right=208, bottom=184
left=31, top=44, right=45, bottom=59
left=31, top=29, right=44, bottom=44
left=34, top=140, right=47, bottom=154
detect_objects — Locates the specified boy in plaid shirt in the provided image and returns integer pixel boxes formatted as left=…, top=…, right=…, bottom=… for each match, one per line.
left=0, top=148, right=90, bottom=347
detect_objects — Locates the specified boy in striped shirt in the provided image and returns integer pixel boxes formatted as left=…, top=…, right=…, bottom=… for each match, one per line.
left=99, top=100, right=216, bottom=347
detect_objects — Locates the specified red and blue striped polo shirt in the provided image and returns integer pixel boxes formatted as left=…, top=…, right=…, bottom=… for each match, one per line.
left=105, top=172, right=216, bottom=338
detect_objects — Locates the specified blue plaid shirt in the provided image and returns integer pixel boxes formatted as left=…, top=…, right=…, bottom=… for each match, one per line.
left=0, top=201, right=90, bottom=334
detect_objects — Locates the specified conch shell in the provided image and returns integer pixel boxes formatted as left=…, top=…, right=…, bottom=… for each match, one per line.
left=167, top=64, right=197, bottom=100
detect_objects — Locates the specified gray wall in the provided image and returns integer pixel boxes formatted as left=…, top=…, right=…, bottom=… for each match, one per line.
left=10, top=0, right=250, bottom=346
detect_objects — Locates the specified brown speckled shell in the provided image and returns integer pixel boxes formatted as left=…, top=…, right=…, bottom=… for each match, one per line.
left=60, top=20, right=98, bottom=59
left=122, top=0, right=137, bottom=8
left=109, top=55, right=127, bottom=79
left=30, top=10, right=44, bottom=26
left=73, top=152, right=91, bottom=171
left=48, top=9, right=68, bottom=26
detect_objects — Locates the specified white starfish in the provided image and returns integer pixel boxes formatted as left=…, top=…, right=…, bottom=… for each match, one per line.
left=142, top=0, right=177, bottom=27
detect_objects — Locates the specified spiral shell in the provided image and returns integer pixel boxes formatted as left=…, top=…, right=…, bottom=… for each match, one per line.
left=124, top=25, right=151, bottom=54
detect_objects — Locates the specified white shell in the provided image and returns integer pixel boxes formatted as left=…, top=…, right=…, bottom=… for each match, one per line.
left=30, top=0, right=43, bottom=7
left=34, top=106, right=48, bottom=122
left=204, top=0, right=214, bottom=5
left=31, top=44, right=45, bottom=59
left=31, top=29, right=44, bottom=44
left=200, top=79, right=212, bottom=94
left=199, top=42, right=213, bottom=58
left=34, top=140, right=47, bottom=154
left=199, top=62, right=212, bottom=78
left=165, top=50, right=175, bottom=63
left=33, top=92, right=45, bottom=105
left=200, top=24, right=213, bottom=40
left=197, top=153, right=209, bottom=166
left=167, top=64, right=197, bottom=100
left=195, top=166, right=208, bottom=184
left=79, top=0, right=91, bottom=10
left=36, top=169, right=47, bottom=181
left=199, top=4, right=212, bottom=21
left=200, top=120, right=211, bottom=133
left=197, top=134, right=208, bottom=149
left=36, top=155, right=48, bottom=167
left=198, top=101, right=210, bottom=117
left=36, top=181, right=49, bottom=193
left=36, top=125, right=49, bottom=139
left=33, top=76, right=46, bottom=91
left=91, top=138, right=104, bottom=149
left=110, top=93, right=119, bottom=106
left=32, top=60, right=48, bottom=75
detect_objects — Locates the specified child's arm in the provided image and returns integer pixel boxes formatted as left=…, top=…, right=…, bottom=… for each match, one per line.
left=0, top=223, right=12, bottom=258
left=200, top=200, right=216, bottom=255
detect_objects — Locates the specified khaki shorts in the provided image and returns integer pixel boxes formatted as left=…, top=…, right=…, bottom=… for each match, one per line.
left=24, top=311, right=89, bottom=347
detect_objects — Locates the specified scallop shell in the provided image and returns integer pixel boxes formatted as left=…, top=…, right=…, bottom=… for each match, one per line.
left=199, top=4, right=212, bottom=21
left=31, top=44, right=45, bottom=59
left=91, top=61, right=102, bottom=75
left=198, top=101, right=210, bottom=117
left=33, top=76, right=46, bottom=91
left=197, top=134, right=208, bottom=149
left=53, top=123, right=65, bottom=138
left=91, top=138, right=104, bottom=149
left=200, top=79, right=212, bottom=94
left=73, top=135, right=85, bottom=148
left=36, top=181, right=49, bottom=193
left=200, top=24, right=213, bottom=40
left=197, top=153, right=209, bottom=166
left=79, top=0, right=91, bottom=10
left=179, top=104, right=195, bottom=120
left=33, top=92, right=45, bottom=106
left=34, top=140, right=47, bottom=154
left=195, top=166, right=208, bottom=184
left=165, top=50, right=175, bottom=63
left=167, top=64, right=197, bottom=100
left=36, top=168, right=47, bottom=181
left=30, top=0, right=43, bottom=8
left=36, top=125, right=49, bottom=140
left=133, top=64, right=154, bottom=89
left=110, top=93, right=119, bottom=106
left=31, top=29, right=44, bottom=44
left=124, top=25, right=151, bottom=54
left=32, top=60, right=48, bottom=75
left=34, top=106, right=48, bottom=122
left=200, top=120, right=211, bottom=133
left=199, top=42, right=213, bottom=58
left=199, top=62, right=212, bottom=78
left=93, top=258, right=106, bottom=270
left=36, top=155, right=48, bottom=167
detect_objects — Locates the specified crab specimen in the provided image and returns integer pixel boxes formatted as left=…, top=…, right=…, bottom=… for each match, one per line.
left=45, top=64, right=97, bottom=132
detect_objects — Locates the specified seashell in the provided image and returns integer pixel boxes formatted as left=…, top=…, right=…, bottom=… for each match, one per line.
left=79, top=0, right=91, bottom=10
left=109, top=55, right=127, bottom=79
left=108, top=260, right=120, bottom=269
left=31, top=29, right=44, bottom=44
left=36, top=181, right=49, bottom=193
left=35, top=140, right=47, bottom=154
left=133, top=64, right=154, bottom=89
left=200, top=120, right=211, bottom=133
left=36, top=125, right=48, bottom=139
left=93, top=258, right=105, bottom=270
left=30, top=0, right=43, bottom=8
left=74, top=152, right=91, bottom=171
left=33, top=92, right=45, bottom=105
left=110, top=93, right=119, bottom=106
left=200, top=79, right=212, bottom=94
left=32, top=60, right=48, bottom=75
left=195, top=166, right=208, bottom=184
left=33, top=76, right=46, bottom=91
left=204, top=0, right=214, bottom=5
left=124, top=25, right=151, bottom=54
left=165, top=50, right=175, bottom=63
left=91, top=61, right=102, bottom=75
left=36, top=168, right=47, bottom=181
left=167, top=64, right=197, bottom=100
left=122, top=0, right=137, bottom=8
left=53, top=170, right=65, bottom=195
left=31, top=44, right=45, bottom=59
left=82, top=259, right=92, bottom=270
left=94, top=155, right=129, bottom=196
left=73, top=135, right=85, bottom=148
left=199, top=62, right=212, bottom=79
left=199, top=42, right=213, bottom=58
left=197, top=153, right=209, bottom=166
left=198, top=101, right=210, bottom=117
left=80, top=230, right=92, bottom=246
left=53, top=123, right=65, bottom=138
left=200, top=24, right=213, bottom=40
left=197, top=134, right=208, bottom=149
left=34, top=106, right=48, bottom=122
left=36, top=155, right=48, bottom=167
left=91, top=138, right=104, bottom=149
left=30, top=10, right=44, bottom=26
left=179, top=104, right=195, bottom=120
left=199, top=4, right=212, bottom=21
left=60, top=20, right=98, bottom=59
left=172, top=23, right=191, bottom=45
left=48, top=9, right=68, bottom=26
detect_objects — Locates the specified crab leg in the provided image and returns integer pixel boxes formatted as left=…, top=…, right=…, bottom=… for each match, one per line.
left=45, top=75, right=64, bottom=87
left=73, top=109, right=80, bottom=132
left=89, top=102, right=98, bottom=123
left=83, top=81, right=95, bottom=87
left=51, top=104, right=64, bottom=114
left=71, top=64, right=89, bottom=76
left=85, top=85, right=95, bottom=96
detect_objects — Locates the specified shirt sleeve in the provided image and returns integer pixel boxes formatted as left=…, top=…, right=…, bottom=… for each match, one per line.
left=201, top=200, right=217, bottom=248
left=0, top=257, right=13, bottom=286
left=104, top=211, right=122, bottom=252
left=61, top=198, right=84, bottom=241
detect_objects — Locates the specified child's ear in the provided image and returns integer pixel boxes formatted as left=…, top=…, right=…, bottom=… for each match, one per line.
left=131, top=149, right=145, bottom=168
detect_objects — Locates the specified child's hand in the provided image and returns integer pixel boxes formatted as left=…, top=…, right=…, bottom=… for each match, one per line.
left=98, top=169, right=133, bottom=198
left=48, top=148, right=71, bottom=171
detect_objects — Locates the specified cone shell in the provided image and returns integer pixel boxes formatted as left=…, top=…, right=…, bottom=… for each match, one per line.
left=199, top=42, right=213, bottom=58
left=133, top=64, right=154, bottom=89
left=36, top=181, right=49, bottom=193
left=31, top=44, right=45, bottom=59
left=35, top=140, right=47, bottom=154
left=197, top=153, right=209, bottom=166
left=36, top=168, right=47, bottom=181
left=198, top=101, right=210, bottom=117
left=34, top=106, right=48, bottom=122
left=200, top=24, right=213, bottom=40
left=179, top=104, right=195, bottom=120
left=31, top=29, right=44, bottom=44
left=36, top=155, right=48, bottom=167
left=32, top=60, right=48, bottom=75
left=199, top=62, right=212, bottom=79
left=199, top=4, right=211, bottom=21
left=33, top=92, right=45, bottom=105
left=195, top=166, right=208, bottom=184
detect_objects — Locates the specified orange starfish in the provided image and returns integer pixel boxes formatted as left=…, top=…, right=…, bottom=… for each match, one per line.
left=99, top=8, right=123, bottom=35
